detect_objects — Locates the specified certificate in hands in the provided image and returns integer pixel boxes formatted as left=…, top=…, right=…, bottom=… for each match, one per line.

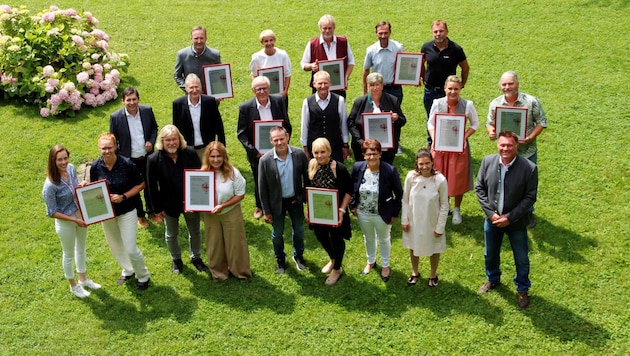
left=202, top=63, right=234, bottom=99
left=75, top=179, right=115, bottom=225
left=393, top=52, right=424, bottom=86
left=434, top=113, right=466, bottom=152
left=254, top=120, right=284, bottom=154
left=184, top=170, right=215, bottom=212
left=256, top=66, right=284, bottom=95
left=307, top=187, right=339, bottom=226
left=319, top=58, right=346, bottom=91
left=494, top=106, right=528, bottom=140
left=362, top=112, right=394, bottom=149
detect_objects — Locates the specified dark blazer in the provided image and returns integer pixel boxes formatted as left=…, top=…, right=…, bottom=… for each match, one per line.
left=258, top=146, right=309, bottom=217
left=475, top=154, right=538, bottom=231
left=347, top=92, right=406, bottom=152
left=350, top=160, right=402, bottom=224
left=237, top=95, right=292, bottom=163
left=109, top=105, right=158, bottom=158
left=172, top=94, right=225, bottom=147
left=146, top=147, right=201, bottom=216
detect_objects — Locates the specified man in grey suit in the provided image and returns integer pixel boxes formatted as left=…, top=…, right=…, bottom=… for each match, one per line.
left=475, top=131, right=538, bottom=309
left=109, top=87, right=158, bottom=228
left=174, top=25, right=221, bottom=93
left=237, top=76, right=292, bottom=220
left=258, top=126, right=309, bottom=274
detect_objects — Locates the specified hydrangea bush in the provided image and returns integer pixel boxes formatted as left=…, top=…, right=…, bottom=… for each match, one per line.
left=0, top=5, right=130, bottom=117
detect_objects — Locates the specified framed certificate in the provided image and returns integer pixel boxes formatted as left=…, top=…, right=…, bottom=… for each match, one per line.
left=393, top=52, right=424, bottom=86
left=256, top=66, right=284, bottom=95
left=184, top=170, right=215, bottom=212
left=362, top=112, right=394, bottom=149
left=254, top=120, right=284, bottom=154
left=434, top=113, right=466, bottom=152
left=319, top=58, right=346, bottom=91
left=494, top=106, right=528, bottom=140
left=202, top=63, right=234, bottom=99
left=306, top=187, right=339, bottom=226
left=75, top=179, right=115, bottom=225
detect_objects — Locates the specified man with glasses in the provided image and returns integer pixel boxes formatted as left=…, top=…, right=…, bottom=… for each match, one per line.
left=237, top=76, right=292, bottom=219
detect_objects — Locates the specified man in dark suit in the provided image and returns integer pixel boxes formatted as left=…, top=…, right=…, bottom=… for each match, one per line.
left=146, top=125, right=208, bottom=274
left=475, top=130, right=538, bottom=309
left=172, top=73, right=225, bottom=162
left=237, top=76, right=292, bottom=219
left=109, top=87, right=158, bottom=228
left=258, top=126, right=309, bottom=274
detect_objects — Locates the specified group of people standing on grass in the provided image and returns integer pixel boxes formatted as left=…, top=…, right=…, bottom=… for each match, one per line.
left=42, top=15, right=546, bottom=309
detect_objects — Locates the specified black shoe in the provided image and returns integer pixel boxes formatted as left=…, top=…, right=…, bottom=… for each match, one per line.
left=527, top=213, right=537, bottom=228
left=172, top=259, right=184, bottom=274
left=117, top=274, right=135, bottom=286
left=136, top=278, right=150, bottom=291
left=276, top=259, right=288, bottom=274
left=191, top=257, right=209, bottom=272
left=292, top=255, right=307, bottom=271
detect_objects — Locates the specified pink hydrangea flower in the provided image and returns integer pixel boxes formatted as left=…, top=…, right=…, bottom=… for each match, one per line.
left=71, top=35, right=84, bottom=46
left=76, top=72, right=89, bottom=83
left=82, top=62, right=92, bottom=70
left=41, top=12, right=55, bottom=22
left=64, top=9, right=77, bottom=17
left=46, top=28, right=60, bottom=36
left=44, top=84, right=55, bottom=93
left=42, top=65, right=55, bottom=77
left=91, top=53, right=100, bottom=60
left=57, top=89, right=69, bottom=100
left=49, top=5, right=59, bottom=11
left=40, top=107, right=51, bottom=117
left=47, top=78, right=59, bottom=87
left=90, top=86, right=100, bottom=95
left=63, top=82, right=75, bottom=92
left=93, top=64, right=103, bottom=74
left=0, top=5, right=11, bottom=13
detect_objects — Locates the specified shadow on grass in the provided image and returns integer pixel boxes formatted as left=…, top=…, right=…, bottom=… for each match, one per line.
left=84, top=285, right=196, bottom=333
left=287, top=267, right=504, bottom=325
left=494, top=287, right=611, bottom=348
left=187, top=273, right=297, bottom=315
left=528, top=216, right=597, bottom=264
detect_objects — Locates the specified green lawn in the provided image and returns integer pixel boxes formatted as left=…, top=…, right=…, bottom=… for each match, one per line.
left=1, top=0, right=629, bottom=354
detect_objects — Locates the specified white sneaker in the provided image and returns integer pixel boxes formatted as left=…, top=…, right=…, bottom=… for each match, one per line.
left=452, top=208, right=462, bottom=225
left=70, top=284, right=90, bottom=298
left=79, top=279, right=102, bottom=290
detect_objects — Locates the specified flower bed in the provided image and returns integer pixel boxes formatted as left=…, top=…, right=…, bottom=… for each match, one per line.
left=0, top=5, right=129, bottom=117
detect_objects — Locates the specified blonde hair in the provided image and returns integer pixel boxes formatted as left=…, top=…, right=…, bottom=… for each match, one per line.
left=307, top=138, right=332, bottom=180
left=259, top=29, right=275, bottom=41
left=155, top=124, right=187, bottom=151
left=202, top=141, right=234, bottom=182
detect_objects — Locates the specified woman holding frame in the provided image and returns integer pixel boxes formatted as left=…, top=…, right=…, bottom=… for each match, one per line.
left=306, top=138, right=352, bottom=286
left=427, top=75, right=479, bottom=225
left=43, top=145, right=101, bottom=298
left=202, top=141, right=252, bottom=281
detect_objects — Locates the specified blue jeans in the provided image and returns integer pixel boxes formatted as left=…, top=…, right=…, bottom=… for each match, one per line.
left=483, top=220, right=531, bottom=292
left=271, top=199, right=305, bottom=261
left=423, top=87, right=445, bottom=146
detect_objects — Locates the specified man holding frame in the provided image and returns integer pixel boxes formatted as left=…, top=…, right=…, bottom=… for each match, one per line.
left=486, top=71, right=547, bottom=228
left=146, top=125, right=209, bottom=274
left=300, top=14, right=355, bottom=98
left=237, top=76, right=292, bottom=220
left=363, top=21, right=405, bottom=103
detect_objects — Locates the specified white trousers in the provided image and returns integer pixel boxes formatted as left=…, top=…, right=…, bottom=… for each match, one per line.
left=101, top=209, right=150, bottom=282
left=55, top=214, right=87, bottom=279
left=357, top=212, right=392, bottom=268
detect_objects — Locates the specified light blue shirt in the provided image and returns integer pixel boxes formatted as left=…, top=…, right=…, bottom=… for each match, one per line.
left=273, top=146, right=295, bottom=198
left=498, top=156, right=516, bottom=214
left=364, top=39, right=404, bottom=85
left=42, top=164, right=79, bottom=217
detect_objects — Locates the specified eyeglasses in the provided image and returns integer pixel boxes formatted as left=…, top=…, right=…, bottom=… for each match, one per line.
left=99, top=146, right=114, bottom=151
left=254, top=86, right=269, bottom=92
left=364, top=153, right=380, bottom=157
